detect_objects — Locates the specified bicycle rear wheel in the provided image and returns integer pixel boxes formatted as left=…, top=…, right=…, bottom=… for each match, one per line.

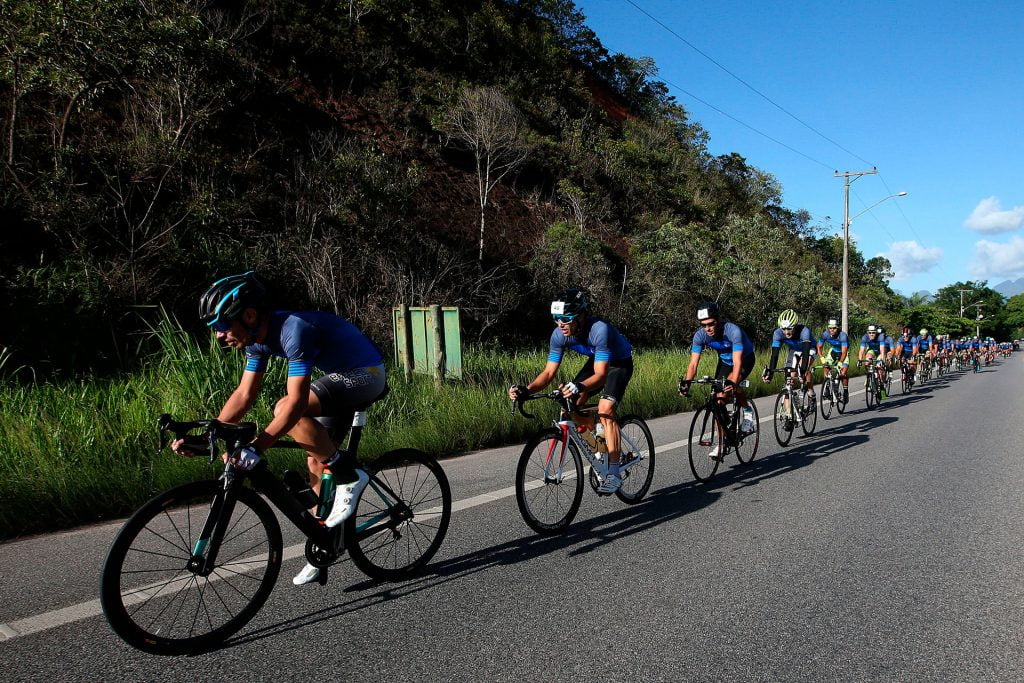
left=347, top=449, right=452, bottom=580
left=515, top=428, right=584, bottom=534
left=688, top=405, right=723, bottom=482
left=734, top=400, right=760, bottom=464
left=615, top=416, right=655, bottom=504
left=100, top=480, right=282, bottom=655
left=773, top=392, right=794, bottom=446
left=836, top=378, right=848, bottom=414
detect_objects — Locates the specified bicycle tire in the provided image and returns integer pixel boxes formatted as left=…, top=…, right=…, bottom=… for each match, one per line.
left=836, top=378, right=848, bottom=414
left=347, top=449, right=452, bottom=580
left=865, top=374, right=877, bottom=410
left=515, top=428, right=584, bottom=534
left=773, top=392, right=794, bottom=447
left=734, top=399, right=760, bottom=464
left=100, top=480, right=282, bottom=656
left=821, top=380, right=834, bottom=420
left=801, top=390, right=817, bottom=436
left=615, top=416, right=655, bottom=504
left=688, top=405, right=723, bottom=482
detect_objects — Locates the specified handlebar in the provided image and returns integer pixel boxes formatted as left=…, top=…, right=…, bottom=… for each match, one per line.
left=511, top=390, right=576, bottom=420
left=157, top=414, right=258, bottom=463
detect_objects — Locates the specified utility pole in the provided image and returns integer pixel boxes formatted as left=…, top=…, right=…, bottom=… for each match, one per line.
left=835, top=168, right=878, bottom=333
left=957, top=289, right=973, bottom=318
left=972, top=302, right=985, bottom=338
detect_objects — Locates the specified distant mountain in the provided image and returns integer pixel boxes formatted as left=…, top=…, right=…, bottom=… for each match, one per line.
left=913, top=290, right=934, bottom=303
left=994, top=278, right=1024, bottom=298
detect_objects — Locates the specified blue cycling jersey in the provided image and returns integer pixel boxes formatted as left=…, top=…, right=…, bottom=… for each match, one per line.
left=918, top=335, right=934, bottom=351
left=772, top=324, right=814, bottom=351
left=244, top=310, right=384, bottom=378
left=691, top=322, right=754, bottom=366
left=819, top=329, right=849, bottom=352
left=547, top=317, right=632, bottom=364
left=896, top=336, right=918, bottom=356
left=860, top=333, right=887, bottom=354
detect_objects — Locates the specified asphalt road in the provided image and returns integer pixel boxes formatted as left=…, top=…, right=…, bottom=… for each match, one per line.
left=2, top=357, right=1023, bottom=681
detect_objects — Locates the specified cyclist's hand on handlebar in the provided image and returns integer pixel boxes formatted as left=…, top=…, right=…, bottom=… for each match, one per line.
left=170, top=438, right=196, bottom=457
left=560, top=382, right=582, bottom=399
left=678, top=378, right=690, bottom=397
left=508, top=384, right=528, bottom=401
left=228, top=445, right=262, bottom=470
left=761, top=368, right=771, bottom=383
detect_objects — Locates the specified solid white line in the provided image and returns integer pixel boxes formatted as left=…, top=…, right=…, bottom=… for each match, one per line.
left=0, top=386, right=870, bottom=643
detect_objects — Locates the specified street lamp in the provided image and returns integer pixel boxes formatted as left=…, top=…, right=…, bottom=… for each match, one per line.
left=836, top=167, right=907, bottom=333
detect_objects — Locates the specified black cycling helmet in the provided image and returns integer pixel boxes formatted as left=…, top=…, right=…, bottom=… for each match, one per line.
left=199, top=271, right=267, bottom=329
left=551, top=287, right=589, bottom=320
left=696, top=301, right=720, bottom=321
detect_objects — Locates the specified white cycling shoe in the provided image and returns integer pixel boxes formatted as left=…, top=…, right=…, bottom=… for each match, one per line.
left=324, top=469, right=370, bottom=528
left=292, top=563, right=320, bottom=585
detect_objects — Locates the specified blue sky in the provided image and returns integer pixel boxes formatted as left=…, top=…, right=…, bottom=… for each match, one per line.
left=574, top=0, right=1024, bottom=294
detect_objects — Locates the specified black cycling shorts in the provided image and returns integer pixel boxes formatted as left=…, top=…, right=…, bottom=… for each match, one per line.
left=571, top=357, right=633, bottom=405
left=714, top=354, right=755, bottom=382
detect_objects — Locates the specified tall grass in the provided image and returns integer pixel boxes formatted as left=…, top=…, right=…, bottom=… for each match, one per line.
left=0, top=317, right=867, bottom=538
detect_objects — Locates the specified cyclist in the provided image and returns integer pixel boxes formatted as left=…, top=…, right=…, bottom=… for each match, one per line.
left=895, top=327, right=920, bottom=386
left=917, top=328, right=936, bottom=375
left=679, top=301, right=757, bottom=459
left=762, top=309, right=815, bottom=411
left=858, top=325, right=889, bottom=396
left=177, top=271, right=388, bottom=585
left=817, top=318, right=850, bottom=404
left=509, top=288, right=633, bottom=494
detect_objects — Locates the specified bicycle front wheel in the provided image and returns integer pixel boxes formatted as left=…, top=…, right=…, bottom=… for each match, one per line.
left=820, top=380, right=834, bottom=420
left=347, top=449, right=452, bottom=581
left=616, top=416, right=655, bottom=504
left=515, top=429, right=584, bottom=534
left=865, top=375, right=877, bottom=410
left=773, top=392, right=794, bottom=446
left=801, top=391, right=818, bottom=436
left=100, top=480, right=282, bottom=655
left=688, top=405, right=723, bottom=482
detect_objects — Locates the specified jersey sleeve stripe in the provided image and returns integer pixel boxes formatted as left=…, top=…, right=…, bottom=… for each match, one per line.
left=287, top=360, right=314, bottom=377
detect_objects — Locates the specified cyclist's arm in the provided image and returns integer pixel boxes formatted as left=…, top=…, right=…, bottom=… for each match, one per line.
left=799, top=339, right=812, bottom=374
left=684, top=350, right=702, bottom=381
left=838, top=339, right=849, bottom=363
left=527, top=361, right=560, bottom=392
left=728, top=350, right=744, bottom=385
left=251, top=373, right=311, bottom=452
left=217, top=370, right=264, bottom=423
left=585, top=359, right=609, bottom=393
left=767, top=345, right=781, bottom=372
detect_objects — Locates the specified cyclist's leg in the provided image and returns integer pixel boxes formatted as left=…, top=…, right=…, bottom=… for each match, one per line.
left=595, top=361, right=634, bottom=465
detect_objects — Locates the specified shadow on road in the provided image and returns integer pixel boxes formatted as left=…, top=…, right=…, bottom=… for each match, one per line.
left=225, top=479, right=721, bottom=649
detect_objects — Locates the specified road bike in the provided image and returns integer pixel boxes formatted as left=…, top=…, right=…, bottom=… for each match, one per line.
left=916, top=354, right=932, bottom=385
left=899, top=358, right=915, bottom=393
left=511, top=392, right=655, bottom=534
left=679, top=377, right=759, bottom=482
left=817, top=362, right=847, bottom=420
left=767, top=367, right=816, bottom=446
left=858, top=359, right=884, bottom=409
left=100, top=414, right=451, bottom=655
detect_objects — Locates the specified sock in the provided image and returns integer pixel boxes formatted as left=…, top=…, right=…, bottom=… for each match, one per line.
left=323, top=450, right=358, bottom=482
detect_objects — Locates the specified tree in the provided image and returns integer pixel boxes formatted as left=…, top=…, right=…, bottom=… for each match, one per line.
left=442, top=86, right=528, bottom=263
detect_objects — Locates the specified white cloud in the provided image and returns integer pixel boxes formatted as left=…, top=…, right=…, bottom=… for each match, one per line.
left=878, top=240, right=943, bottom=281
left=963, top=196, right=1024, bottom=234
left=969, top=235, right=1024, bottom=279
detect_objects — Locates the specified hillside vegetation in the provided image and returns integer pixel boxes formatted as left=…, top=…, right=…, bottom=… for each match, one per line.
left=1, top=0, right=906, bottom=376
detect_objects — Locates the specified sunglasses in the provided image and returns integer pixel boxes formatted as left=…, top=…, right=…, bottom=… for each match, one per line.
left=828, top=326, right=838, bottom=330
left=552, top=314, right=577, bottom=324
left=208, top=318, right=233, bottom=333
left=700, top=320, right=718, bottom=328
left=782, top=327, right=794, bottom=332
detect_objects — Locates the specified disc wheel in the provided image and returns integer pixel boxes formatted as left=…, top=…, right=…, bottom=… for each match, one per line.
left=615, top=416, right=655, bottom=504
left=735, top=400, right=760, bottom=464
left=100, top=480, right=282, bottom=656
left=346, top=449, right=452, bottom=581
left=773, top=392, right=794, bottom=447
left=688, top=405, right=723, bottom=482
left=515, top=428, right=584, bottom=534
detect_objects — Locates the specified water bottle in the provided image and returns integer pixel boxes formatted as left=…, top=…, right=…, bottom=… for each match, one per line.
left=595, top=422, right=608, bottom=454
left=316, top=468, right=336, bottom=519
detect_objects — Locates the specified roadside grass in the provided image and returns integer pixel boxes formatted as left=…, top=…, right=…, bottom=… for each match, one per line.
left=0, top=318, right=869, bottom=538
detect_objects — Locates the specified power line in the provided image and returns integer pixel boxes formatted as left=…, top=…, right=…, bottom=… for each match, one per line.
left=657, top=75, right=836, bottom=170
left=621, top=0, right=876, bottom=168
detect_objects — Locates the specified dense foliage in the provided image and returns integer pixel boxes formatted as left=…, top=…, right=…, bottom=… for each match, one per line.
left=3, top=0, right=915, bottom=377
